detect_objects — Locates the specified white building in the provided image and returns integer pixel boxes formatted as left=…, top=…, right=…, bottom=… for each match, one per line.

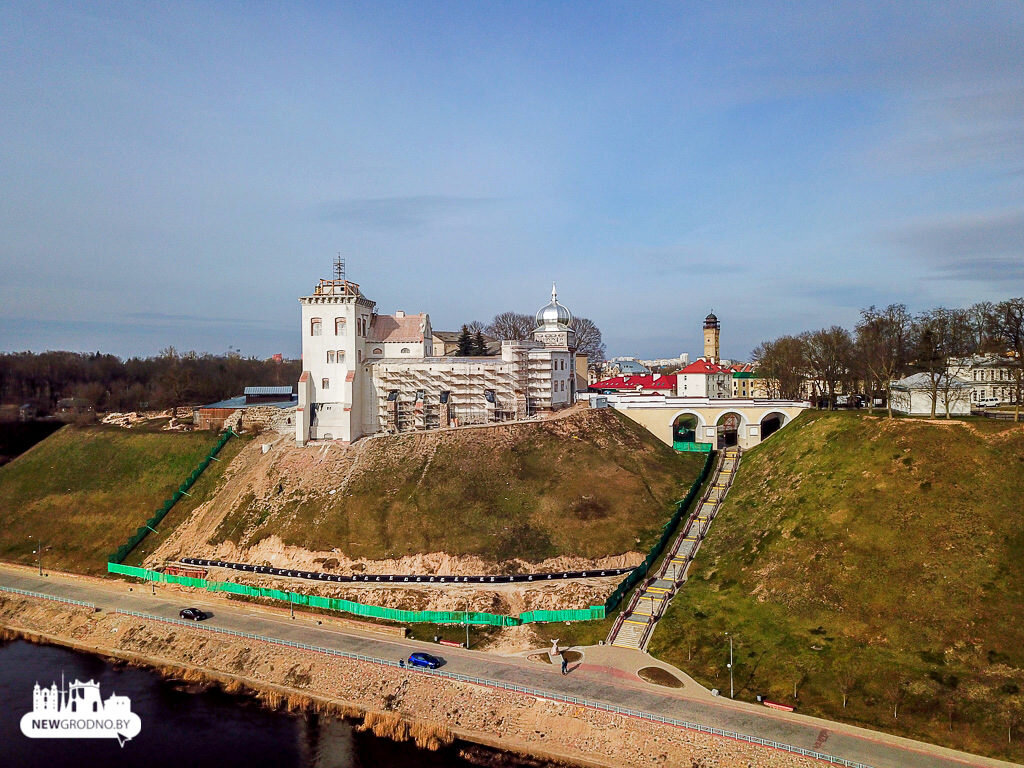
left=947, top=355, right=1020, bottom=405
left=890, top=372, right=972, bottom=416
left=296, top=276, right=576, bottom=445
left=676, top=359, right=731, bottom=398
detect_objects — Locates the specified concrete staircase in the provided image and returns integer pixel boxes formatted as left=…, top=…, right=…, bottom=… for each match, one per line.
left=607, top=447, right=741, bottom=651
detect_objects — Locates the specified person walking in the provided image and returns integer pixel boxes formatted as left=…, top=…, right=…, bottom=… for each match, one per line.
left=561, top=656, right=568, bottom=676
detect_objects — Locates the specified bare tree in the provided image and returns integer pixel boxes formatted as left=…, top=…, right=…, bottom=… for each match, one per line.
left=1003, top=700, right=1023, bottom=744
left=802, top=327, right=854, bottom=409
left=569, top=316, right=606, bottom=362
left=465, top=320, right=486, bottom=335
left=887, top=677, right=908, bottom=719
left=856, top=304, right=912, bottom=417
left=912, top=309, right=974, bottom=418
left=833, top=660, right=862, bottom=708
left=968, top=301, right=997, bottom=352
left=991, top=298, right=1024, bottom=422
left=487, top=312, right=534, bottom=341
left=752, top=336, right=806, bottom=400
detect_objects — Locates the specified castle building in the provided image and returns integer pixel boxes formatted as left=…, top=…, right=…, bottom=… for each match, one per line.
left=296, top=276, right=576, bottom=445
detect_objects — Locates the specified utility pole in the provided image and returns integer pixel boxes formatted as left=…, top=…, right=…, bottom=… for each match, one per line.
left=726, top=632, right=734, bottom=699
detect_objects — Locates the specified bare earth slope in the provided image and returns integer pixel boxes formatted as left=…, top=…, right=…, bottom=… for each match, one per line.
left=152, top=409, right=705, bottom=572
left=649, top=411, right=1024, bottom=763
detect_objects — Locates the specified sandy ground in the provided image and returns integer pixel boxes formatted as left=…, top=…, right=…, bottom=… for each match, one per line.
left=0, top=592, right=824, bottom=768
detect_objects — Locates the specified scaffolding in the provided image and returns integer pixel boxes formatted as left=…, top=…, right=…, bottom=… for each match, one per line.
left=375, top=353, right=537, bottom=434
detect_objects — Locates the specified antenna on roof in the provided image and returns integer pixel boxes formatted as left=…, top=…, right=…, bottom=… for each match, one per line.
left=333, top=253, right=346, bottom=281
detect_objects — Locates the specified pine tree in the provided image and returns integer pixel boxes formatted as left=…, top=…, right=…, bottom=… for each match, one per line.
left=456, top=325, right=473, bottom=356
left=472, top=330, right=488, bottom=356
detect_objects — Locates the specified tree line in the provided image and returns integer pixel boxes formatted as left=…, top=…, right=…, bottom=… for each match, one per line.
left=752, top=298, right=1024, bottom=419
left=0, top=348, right=301, bottom=416
left=454, top=312, right=606, bottom=360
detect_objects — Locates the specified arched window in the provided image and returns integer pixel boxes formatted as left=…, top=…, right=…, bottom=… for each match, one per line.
left=335, top=317, right=345, bottom=334
left=373, top=347, right=383, bottom=356
left=327, top=351, right=335, bottom=364
left=401, top=347, right=410, bottom=354
left=322, top=378, right=329, bottom=390
left=310, top=318, right=322, bottom=336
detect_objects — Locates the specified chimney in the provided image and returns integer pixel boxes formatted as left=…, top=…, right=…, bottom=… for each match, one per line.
left=394, top=310, right=405, bottom=319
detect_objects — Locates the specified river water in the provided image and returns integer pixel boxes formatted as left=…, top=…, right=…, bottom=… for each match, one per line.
left=0, top=640, right=556, bottom=768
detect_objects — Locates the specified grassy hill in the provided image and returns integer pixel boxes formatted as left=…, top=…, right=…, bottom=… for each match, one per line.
left=0, top=425, right=245, bottom=575
left=649, top=411, right=1024, bottom=762
left=206, top=408, right=706, bottom=564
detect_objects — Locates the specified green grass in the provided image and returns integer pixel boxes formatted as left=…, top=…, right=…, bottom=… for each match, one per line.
left=648, top=410, right=1024, bottom=762
left=0, top=424, right=246, bottom=575
left=213, top=409, right=706, bottom=564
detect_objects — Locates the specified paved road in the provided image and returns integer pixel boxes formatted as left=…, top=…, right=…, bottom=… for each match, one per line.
left=1, top=565, right=1017, bottom=768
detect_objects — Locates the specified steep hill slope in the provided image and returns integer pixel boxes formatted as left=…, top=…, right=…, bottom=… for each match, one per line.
left=649, top=411, right=1024, bottom=762
left=0, top=425, right=245, bottom=575
left=151, top=408, right=705, bottom=570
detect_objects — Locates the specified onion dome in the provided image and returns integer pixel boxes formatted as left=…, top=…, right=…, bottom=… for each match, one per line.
left=535, top=283, right=573, bottom=331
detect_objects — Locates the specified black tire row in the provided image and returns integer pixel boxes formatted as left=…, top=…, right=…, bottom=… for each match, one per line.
left=180, top=557, right=631, bottom=584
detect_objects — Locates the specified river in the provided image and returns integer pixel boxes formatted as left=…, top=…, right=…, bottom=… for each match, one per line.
left=0, top=639, right=559, bottom=768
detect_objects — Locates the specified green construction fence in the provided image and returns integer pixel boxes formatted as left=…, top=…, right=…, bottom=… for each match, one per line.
left=108, top=429, right=234, bottom=564
left=107, top=562, right=605, bottom=626
left=603, top=448, right=715, bottom=614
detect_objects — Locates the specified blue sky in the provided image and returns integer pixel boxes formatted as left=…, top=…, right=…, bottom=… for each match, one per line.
left=2, top=1, right=1022, bottom=361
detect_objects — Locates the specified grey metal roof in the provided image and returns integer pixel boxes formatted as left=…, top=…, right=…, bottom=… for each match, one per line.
left=244, top=386, right=293, bottom=396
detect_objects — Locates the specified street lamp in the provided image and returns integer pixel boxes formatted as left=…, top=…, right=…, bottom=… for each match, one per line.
left=725, top=632, right=734, bottom=699
left=463, top=598, right=470, bottom=650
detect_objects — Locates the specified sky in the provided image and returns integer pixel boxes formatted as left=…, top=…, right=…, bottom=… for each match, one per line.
left=1, top=1, right=1022, bottom=362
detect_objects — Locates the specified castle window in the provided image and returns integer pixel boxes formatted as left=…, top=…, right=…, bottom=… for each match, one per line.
left=401, top=347, right=410, bottom=354
left=416, top=389, right=425, bottom=401
left=335, top=318, right=346, bottom=334
left=338, top=350, right=345, bottom=363
left=373, top=347, right=383, bottom=355
left=327, top=351, right=335, bottom=364
left=322, top=378, right=329, bottom=390
left=311, top=318, right=322, bottom=336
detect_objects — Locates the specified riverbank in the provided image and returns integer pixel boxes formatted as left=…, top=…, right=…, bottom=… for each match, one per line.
left=0, top=592, right=824, bottom=768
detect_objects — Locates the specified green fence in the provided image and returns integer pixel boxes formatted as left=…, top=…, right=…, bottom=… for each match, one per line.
left=672, top=441, right=713, bottom=453
left=604, top=448, right=715, bottom=614
left=107, top=562, right=604, bottom=626
left=108, top=430, right=234, bottom=564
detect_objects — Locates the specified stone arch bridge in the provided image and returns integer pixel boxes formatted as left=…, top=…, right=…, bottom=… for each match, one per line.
left=600, top=394, right=809, bottom=450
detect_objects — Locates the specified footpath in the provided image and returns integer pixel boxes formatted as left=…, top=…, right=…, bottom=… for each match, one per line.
left=0, top=563, right=1018, bottom=768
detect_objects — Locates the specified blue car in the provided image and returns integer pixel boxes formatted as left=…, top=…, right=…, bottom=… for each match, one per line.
left=407, top=652, right=442, bottom=669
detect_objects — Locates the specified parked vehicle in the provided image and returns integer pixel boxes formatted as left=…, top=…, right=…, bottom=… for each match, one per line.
left=976, top=397, right=1001, bottom=408
left=407, top=652, right=443, bottom=669
left=179, top=607, right=207, bottom=621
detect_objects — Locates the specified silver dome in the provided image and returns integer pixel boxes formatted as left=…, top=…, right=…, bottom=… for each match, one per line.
left=535, top=283, right=573, bottom=331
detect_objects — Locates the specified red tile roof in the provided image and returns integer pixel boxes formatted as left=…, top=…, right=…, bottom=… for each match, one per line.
left=592, top=374, right=676, bottom=390
left=368, top=313, right=427, bottom=343
left=680, top=360, right=729, bottom=375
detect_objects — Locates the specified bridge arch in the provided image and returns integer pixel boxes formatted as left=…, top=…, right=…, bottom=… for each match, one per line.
left=758, top=410, right=789, bottom=441
left=714, top=410, right=748, bottom=449
left=669, top=409, right=706, bottom=444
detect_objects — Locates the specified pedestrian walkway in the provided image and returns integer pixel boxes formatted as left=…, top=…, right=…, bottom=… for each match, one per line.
left=607, top=446, right=741, bottom=651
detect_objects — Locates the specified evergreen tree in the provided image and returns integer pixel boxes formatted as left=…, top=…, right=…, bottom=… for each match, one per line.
left=456, top=325, right=474, bottom=356
left=472, top=329, right=488, bottom=356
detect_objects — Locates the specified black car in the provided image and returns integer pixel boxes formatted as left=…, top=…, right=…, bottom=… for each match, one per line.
left=179, top=607, right=207, bottom=621
left=407, top=652, right=442, bottom=669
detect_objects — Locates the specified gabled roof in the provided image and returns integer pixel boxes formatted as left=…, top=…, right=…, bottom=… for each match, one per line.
left=892, top=373, right=972, bottom=390
left=680, top=360, right=728, bottom=375
left=368, top=313, right=427, bottom=343
left=591, top=374, right=676, bottom=390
